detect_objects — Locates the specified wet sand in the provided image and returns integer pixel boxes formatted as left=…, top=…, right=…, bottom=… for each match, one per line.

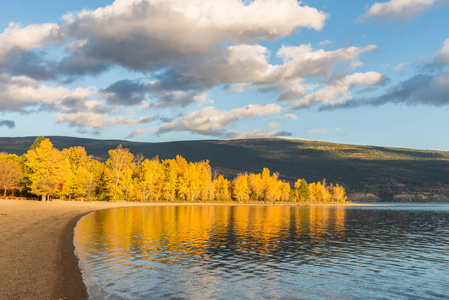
left=0, top=199, right=371, bottom=299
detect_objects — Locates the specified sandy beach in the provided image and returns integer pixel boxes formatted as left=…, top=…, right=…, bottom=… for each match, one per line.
left=0, top=199, right=160, bottom=300
left=0, top=199, right=370, bottom=299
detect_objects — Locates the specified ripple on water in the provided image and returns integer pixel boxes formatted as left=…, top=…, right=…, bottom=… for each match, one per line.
left=74, top=204, right=449, bottom=299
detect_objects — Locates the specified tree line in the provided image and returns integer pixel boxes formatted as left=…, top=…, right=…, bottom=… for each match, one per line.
left=0, top=137, right=347, bottom=203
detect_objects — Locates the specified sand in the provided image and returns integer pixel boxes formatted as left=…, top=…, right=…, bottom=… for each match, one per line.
left=0, top=199, right=371, bottom=299
left=0, top=199, right=164, bottom=300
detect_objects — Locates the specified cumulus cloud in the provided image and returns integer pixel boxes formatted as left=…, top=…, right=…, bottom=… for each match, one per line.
left=0, top=73, right=95, bottom=112
left=321, top=38, right=449, bottom=110
left=0, top=119, right=15, bottom=128
left=426, top=38, right=449, bottom=69
left=0, top=0, right=327, bottom=82
left=146, top=43, right=378, bottom=106
left=320, top=73, right=449, bottom=110
left=156, top=103, right=281, bottom=136
left=293, top=71, right=388, bottom=109
left=0, top=23, right=60, bottom=67
left=358, top=0, right=437, bottom=22
left=0, top=0, right=389, bottom=136
left=189, top=43, right=377, bottom=87
left=5, top=0, right=322, bottom=78
left=62, top=0, right=324, bottom=68
left=101, top=79, right=148, bottom=106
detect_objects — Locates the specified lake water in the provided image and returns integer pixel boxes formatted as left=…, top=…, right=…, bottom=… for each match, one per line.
left=74, top=204, right=449, bottom=299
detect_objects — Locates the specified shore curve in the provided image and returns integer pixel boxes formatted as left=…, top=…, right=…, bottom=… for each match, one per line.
left=0, top=199, right=373, bottom=299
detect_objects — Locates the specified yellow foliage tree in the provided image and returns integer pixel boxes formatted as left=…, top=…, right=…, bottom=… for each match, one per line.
left=232, top=173, right=249, bottom=202
left=198, top=160, right=212, bottom=201
left=308, top=182, right=322, bottom=203
left=248, top=173, right=262, bottom=201
left=137, top=157, right=164, bottom=201
left=175, top=155, right=189, bottom=201
left=279, top=181, right=291, bottom=202
left=105, top=145, right=134, bottom=200
left=61, top=146, right=93, bottom=199
left=162, top=159, right=177, bottom=201
left=331, top=184, right=347, bottom=203
left=25, top=139, right=67, bottom=201
left=213, top=175, right=231, bottom=201
left=0, top=157, right=22, bottom=197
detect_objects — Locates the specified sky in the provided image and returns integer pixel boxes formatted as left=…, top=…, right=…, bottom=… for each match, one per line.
left=0, top=0, right=448, bottom=150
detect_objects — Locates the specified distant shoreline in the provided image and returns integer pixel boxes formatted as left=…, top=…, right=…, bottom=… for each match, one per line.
left=0, top=199, right=381, bottom=299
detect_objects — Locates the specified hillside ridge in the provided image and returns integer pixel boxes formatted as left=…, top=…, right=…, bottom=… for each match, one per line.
left=1, top=136, right=448, bottom=201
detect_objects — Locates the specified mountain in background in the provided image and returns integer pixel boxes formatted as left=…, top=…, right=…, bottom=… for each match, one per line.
left=1, top=136, right=448, bottom=202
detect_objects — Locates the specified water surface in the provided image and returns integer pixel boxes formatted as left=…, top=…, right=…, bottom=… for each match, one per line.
left=74, top=204, right=449, bottom=299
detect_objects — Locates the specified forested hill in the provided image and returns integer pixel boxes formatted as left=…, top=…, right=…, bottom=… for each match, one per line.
left=1, top=136, right=449, bottom=202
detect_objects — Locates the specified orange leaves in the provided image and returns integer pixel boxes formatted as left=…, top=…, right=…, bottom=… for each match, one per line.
left=0, top=156, right=22, bottom=197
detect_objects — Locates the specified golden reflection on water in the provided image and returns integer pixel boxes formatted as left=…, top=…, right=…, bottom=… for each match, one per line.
left=74, top=204, right=449, bottom=299
left=76, top=205, right=346, bottom=264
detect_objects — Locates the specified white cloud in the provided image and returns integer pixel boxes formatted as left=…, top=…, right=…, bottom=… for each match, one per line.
left=266, top=122, right=281, bottom=129
left=56, top=0, right=326, bottom=72
left=281, top=113, right=298, bottom=120
left=126, top=128, right=148, bottom=139
left=180, top=43, right=378, bottom=102
left=293, top=71, right=387, bottom=108
left=0, top=73, right=95, bottom=112
left=392, top=63, right=405, bottom=71
left=358, top=0, right=437, bottom=22
left=157, top=103, right=281, bottom=136
left=0, top=22, right=60, bottom=65
left=318, top=40, right=332, bottom=46
left=55, top=112, right=152, bottom=128
left=433, top=38, right=449, bottom=67
left=228, top=130, right=291, bottom=139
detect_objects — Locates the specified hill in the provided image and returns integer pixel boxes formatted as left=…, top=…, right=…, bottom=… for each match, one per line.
left=1, top=136, right=449, bottom=202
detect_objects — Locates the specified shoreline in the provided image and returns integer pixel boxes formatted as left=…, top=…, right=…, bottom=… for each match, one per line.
left=0, top=199, right=379, bottom=299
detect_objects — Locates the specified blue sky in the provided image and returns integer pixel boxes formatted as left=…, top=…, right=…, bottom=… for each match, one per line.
left=0, top=0, right=448, bottom=150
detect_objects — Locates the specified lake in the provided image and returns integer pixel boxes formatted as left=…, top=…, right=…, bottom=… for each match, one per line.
left=74, top=204, right=449, bottom=299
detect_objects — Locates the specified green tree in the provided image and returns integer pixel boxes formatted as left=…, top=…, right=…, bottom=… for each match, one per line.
left=294, top=179, right=310, bottom=202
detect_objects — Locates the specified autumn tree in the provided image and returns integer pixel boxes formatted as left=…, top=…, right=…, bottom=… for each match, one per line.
left=137, top=157, right=164, bottom=201
left=198, top=160, right=212, bottom=201
left=308, top=182, right=322, bottom=203
left=175, top=156, right=189, bottom=201
left=294, top=179, right=310, bottom=202
left=0, top=156, right=22, bottom=197
left=248, top=173, right=262, bottom=201
left=213, top=175, right=231, bottom=201
left=232, top=173, right=249, bottom=202
left=105, top=145, right=134, bottom=200
left=331, top=184, right=347, bottom=203
left=162, top=159, right=177, bottom=201
left=279, top=181, right=291, bottom=202
left=61, top=146, right=93, bottom=199
left=25, top=139, right=66, bottom=201
left=261, top=168, right=282, bottom=201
